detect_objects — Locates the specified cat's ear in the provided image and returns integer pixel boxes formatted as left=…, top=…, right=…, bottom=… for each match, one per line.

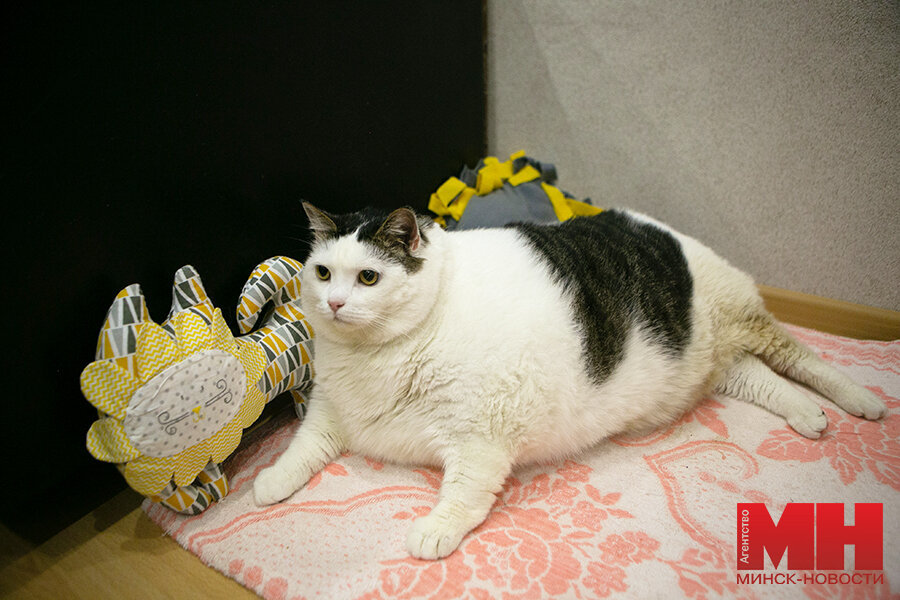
left=377, top=207, right=422, bottom=252
left=302, top=201, right=338, bottom=243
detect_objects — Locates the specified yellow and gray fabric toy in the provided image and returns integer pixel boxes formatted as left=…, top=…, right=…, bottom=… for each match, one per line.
left=429, top=150, right=602, bottom=229
left=80, top=256, right=314, bottom=514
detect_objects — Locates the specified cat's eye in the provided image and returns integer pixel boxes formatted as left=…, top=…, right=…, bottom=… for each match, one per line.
left=315, top=265, right=330, bottom=281
left=358, top=269, right=380, bottom=286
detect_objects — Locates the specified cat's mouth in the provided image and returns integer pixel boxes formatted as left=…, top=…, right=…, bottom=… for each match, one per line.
left=328, top=310, right=355, bottom=326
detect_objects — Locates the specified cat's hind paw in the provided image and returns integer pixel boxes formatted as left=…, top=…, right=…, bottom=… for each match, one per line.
left=253, top=465, right=301, bottom=506
left=833, top=387, right=886, bottom=421
left=406, top=514, right=466, bottom=560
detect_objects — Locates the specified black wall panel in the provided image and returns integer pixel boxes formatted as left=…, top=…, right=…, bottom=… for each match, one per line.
left=1, top=2, right=484, bottom=540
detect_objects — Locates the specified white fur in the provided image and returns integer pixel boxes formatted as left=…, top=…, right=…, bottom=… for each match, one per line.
left=253, top=210, right=885, bottom=559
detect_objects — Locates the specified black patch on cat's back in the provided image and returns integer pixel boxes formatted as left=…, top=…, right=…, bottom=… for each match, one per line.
left=511, top=210, right=693, bottom=384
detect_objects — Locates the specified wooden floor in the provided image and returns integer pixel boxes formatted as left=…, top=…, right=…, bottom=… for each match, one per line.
left=0, top=489, right=257, bottom=599
left=1, top=285, right=896, bottom=599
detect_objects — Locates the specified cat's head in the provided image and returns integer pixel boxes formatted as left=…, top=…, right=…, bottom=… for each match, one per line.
left=300, top=202, right=444, bottom=345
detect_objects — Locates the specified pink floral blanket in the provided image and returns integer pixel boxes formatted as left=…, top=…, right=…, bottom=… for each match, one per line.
left=144, top=325, right=899, bottom=599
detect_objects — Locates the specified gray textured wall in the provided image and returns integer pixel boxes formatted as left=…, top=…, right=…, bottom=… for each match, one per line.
left=487, top=1, right=899, bottom=310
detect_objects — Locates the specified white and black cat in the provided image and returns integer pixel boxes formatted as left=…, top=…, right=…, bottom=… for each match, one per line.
left=253, top=202, right=885, bottom=559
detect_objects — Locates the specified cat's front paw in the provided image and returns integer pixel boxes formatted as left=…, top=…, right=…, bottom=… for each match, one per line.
left=253, top=465, right=302, bottom=506
left=406, top=514, right=466, bottom=560
left=787, top=405, right=828, bottom=439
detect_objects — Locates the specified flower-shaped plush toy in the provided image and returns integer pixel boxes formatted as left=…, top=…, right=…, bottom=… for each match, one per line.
left=80, top=256, right=314, bottom=514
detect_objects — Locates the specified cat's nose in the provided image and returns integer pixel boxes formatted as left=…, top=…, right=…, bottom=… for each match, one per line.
left=328, top=299, right=345, bottom=313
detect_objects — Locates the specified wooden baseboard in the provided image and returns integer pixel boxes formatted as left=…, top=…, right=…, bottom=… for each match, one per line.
left=758, top=284, right=900, bottom=341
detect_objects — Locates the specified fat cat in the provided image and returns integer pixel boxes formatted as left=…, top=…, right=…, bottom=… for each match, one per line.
left=253, top=202, right=885, bottom=559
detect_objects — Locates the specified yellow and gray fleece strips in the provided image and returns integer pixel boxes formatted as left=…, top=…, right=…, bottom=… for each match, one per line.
left=429, top=150, right=602, bottom=229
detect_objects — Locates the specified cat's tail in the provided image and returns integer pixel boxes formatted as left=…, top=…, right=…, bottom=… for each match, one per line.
left=714, top=310, right=885, bottom=438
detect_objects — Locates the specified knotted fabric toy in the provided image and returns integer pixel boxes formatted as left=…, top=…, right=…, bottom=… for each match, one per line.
left=428, top=150, right=603, bottom=229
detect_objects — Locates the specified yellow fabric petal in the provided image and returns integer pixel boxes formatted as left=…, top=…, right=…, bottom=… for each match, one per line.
left=188, top=303, right=215, bottom=325
left=124, top=456, right=177, bottom=496
left=80, top=360, right=141, bottom=420
left=210, top=308, right=239, bottom=356
left=235, top=385, right=267, bottom=428
left=173, top=442, right=211, bottom=487
left=169, top=423, right=241, bottom=488
left=209, top=421, right=243, bottom=464
left=135, top=321, right=182, bottom=383
left=86, top=418, right=141, bottom=463
left=239, top=341, right=268, bottom=387
left=168, top=421, right=244, bottom=487
left=172, top=311, right=214, bottom=355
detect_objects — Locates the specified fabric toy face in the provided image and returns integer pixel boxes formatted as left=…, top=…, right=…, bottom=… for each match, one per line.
left=80, top=257, right=313, bottom=513
left=81, top=302, right=268, bottom=496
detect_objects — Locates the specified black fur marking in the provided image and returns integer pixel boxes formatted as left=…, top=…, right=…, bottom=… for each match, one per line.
left=314, top=206, right=431, bottom=274
left=323, top=207, right=387, bottom=239
left=367, top=208, right=428, bottom=274
left=511, top=210, right=693, bottom=384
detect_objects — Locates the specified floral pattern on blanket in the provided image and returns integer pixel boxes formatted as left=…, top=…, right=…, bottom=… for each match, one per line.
left=756, top=387, right=899, bottom=491
left=145, top=326, right=899, bottom=600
